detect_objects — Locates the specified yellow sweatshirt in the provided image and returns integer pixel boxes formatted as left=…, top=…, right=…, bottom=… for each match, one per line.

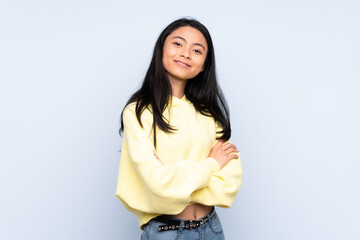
left=115, top=95, right=243, bottom=230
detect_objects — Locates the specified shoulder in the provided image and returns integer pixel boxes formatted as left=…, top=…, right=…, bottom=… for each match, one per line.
left=123, top=102, right=153, bottom=126
left=123, top=102, right=137, bottom=114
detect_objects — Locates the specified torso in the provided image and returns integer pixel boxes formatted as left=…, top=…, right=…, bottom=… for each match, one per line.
left=165, top=203, right=213, bottom=220
left=146, top=98, right=216, bottom=220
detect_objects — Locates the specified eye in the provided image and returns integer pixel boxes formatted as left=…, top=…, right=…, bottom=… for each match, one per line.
left=173, top=42, right=182, bottom=47
left=193, top=49, right=202, bottom=54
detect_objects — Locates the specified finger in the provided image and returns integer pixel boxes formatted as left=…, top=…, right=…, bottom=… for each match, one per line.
left=224, top=147, right=239, bottom=156
left=222, top=143, right=237, bottom=151
left=227, top=153, right=239, bottom=161
left=153, top=150, right=160, bottom=160
left=215, top=140, right=224, bottom=149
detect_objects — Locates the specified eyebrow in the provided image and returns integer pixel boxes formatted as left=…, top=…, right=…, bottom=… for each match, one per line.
left=171, top=36, right=206, bottom=51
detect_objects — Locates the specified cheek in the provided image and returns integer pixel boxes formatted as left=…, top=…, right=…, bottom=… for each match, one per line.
left=163, top=47, right=174, bottom=61
left=162, top=50, right=170, bottom=67
left=164, top=47, right=178, bottom=58
left=195, top=58, right=206, bottom=71
left=162, top=55, right=171, bottom=71
left=200, top=56, right=207, bottom=71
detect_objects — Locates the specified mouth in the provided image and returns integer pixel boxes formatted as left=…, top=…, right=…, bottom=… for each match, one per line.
left=174, top=60, right=191, bottom=67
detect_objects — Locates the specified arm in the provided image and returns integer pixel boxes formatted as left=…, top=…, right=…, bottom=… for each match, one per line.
left=190, top=148, right=243, bottom=207
left=189, top=124, right=243, bottom=207
left=115, top=104, right=221, bottom=214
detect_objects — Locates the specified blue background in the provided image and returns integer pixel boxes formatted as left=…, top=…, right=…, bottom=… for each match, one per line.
left=1, top=0, right=359, bottom=239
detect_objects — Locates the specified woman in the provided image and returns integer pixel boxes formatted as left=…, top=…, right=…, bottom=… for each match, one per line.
left=116, top=17, right=243, bottom=240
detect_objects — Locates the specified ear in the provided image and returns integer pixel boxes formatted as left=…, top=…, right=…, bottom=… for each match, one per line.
left=200, top=65, right=205, bottom=72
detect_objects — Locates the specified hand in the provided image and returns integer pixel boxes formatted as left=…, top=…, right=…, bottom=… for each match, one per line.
left=208, top=140, right=239, bottom=169
left=153, top=150, right=160, bottom=160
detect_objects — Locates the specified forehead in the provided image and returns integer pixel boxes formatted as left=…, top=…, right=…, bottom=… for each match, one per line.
left=166, top=26, right=207, bottom=47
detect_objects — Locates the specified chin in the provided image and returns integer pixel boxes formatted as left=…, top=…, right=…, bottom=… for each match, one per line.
left=170, top=72, right=192, bottom=81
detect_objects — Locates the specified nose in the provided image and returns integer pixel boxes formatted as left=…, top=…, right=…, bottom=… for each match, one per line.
left=179, top=49, right=192, bottom=60
left=179, top=53, right=191, bottom=60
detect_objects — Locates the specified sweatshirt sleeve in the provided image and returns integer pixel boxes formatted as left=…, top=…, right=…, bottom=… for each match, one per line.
left=189, top=147, right=243, bottom=207
left=189, top=123, right=243, bottom=208
left=115, top=105, right=221, bottom=214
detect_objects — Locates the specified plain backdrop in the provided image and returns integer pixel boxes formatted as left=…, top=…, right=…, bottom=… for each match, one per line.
left=0, top=0, right=359, bottom=239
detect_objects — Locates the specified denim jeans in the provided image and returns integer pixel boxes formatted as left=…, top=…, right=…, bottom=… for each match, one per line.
left=140, top=208, right=225, bottom=240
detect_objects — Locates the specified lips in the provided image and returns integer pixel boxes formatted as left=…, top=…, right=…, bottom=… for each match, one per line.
left=174, top=60, right=191, bottom=67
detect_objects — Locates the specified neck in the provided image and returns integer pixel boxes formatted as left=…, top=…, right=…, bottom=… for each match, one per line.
left=169, top=76, right=187, bottom=99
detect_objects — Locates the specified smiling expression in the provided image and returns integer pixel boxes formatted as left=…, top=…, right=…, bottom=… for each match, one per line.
left=162, top=26, right=208, bottom=84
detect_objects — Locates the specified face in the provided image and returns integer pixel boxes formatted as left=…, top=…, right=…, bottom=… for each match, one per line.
left=162, top=26, right=208, bottom=83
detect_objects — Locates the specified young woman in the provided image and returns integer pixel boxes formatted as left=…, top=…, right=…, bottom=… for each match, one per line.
left=116, top=17, right=243, bottom=240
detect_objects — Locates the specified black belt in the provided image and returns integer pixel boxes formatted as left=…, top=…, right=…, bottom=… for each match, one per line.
left=154, top=206, right=216, bottom=232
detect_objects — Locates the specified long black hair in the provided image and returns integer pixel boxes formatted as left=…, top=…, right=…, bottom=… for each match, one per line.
left=119, top=17, right=231, bottom=147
